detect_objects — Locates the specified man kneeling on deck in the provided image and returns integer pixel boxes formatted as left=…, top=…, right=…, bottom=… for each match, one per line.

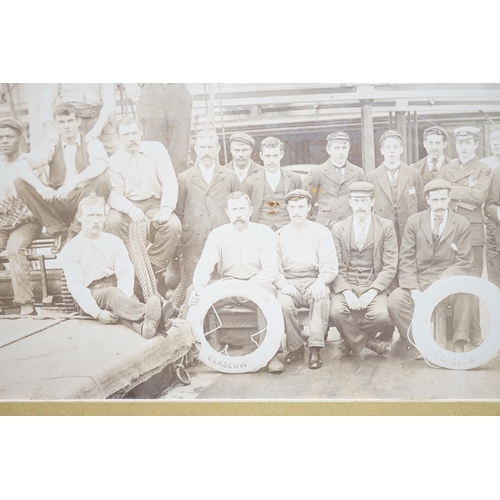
left=62, top=195, right=172, bottom=338
left=330, top=182, right=398, bottom=357
left=185, top=191, right=283, bottom=373
left=275, top=189, right=338, bottom=369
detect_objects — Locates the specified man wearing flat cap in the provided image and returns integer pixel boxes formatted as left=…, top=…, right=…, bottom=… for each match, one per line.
left=223, top=132, right=262, bottom=185
left=275, top=189, right=338, bottom=369
left=388, top=179, right=474, bottom=355
left=244, top=136, right=302, bottom=231
left=411, top=126, right=452, bottom=185
left=367, top=130, right=426, bottom=247
left=329, top=182, right=398, bottom=357
left=0, top=118, right=42, bottom=316
left=439, top=127, right=491, bottom=347
left=303, top=131, right=366, bottom=229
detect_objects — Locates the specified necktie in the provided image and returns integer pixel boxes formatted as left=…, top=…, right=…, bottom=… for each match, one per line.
left=431, top=159, right=439, bottom=174
left=357, top=222, right=367, bottom=250
left=432, top=216, right=443, bottom=246
left=386, top=167, right=399, bottom=187
left=335, top=166, right=344, bottom=180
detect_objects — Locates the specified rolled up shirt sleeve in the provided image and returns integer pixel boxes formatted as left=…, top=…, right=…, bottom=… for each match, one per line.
left=156, top=144, right=178, bottom=212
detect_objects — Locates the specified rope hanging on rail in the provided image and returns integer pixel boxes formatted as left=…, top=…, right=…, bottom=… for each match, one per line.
left=128, top=220, right=161, bottom=302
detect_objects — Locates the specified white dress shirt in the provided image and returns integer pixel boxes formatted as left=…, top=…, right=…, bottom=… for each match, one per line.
left=353, top=215, right=372, bottom=249
left=200, top=163, right=216, bottom=185
left=61, top=232, right=135, bottom=318
left=384, top=161, right=401, bottom=182
left=234, top=162, right=251, bottom=183
left=61, top=135, right=81, bottom=185
left=265, top=170, right=282, bottom=192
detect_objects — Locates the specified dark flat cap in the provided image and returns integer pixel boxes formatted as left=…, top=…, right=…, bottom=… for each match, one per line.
left=380, top=129, right=403, bottom=145
left=285, top=189, right=312, bottom=204
left=230, top=132, right=255, bottom=148
left=424, top=179, right=452, bottom=195
left=453, top=126, right=480, bottom=140
left=327, top=131, right=350, bottom=142
left=0, top=118, right=23, bottom=134
left=423, top=126, right=448, bottom=140
left=349, top=182, right=375, bottom=195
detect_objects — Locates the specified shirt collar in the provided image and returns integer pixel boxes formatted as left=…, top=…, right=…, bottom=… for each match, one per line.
left=331, top=159, right=346, bottom=169
left=427, top=155, right=445, bottom=168
left=384, top=160, right=400, bottom=170
left=431, top=209, right=449, bottom=225
left=460, top=154, right=476, bottom=166
left=62, top=133, right=82, bottom=148
left=265, top=169, right=281, bottom=180
left=123, top=143, right=147, bottom=160
left=354, top=214, right=372, bottom=231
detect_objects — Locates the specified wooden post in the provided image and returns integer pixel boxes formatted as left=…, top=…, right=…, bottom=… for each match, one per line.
left=396, top=111, right=408, bottom=164
left=360, top=99, right=375, bottom=173
left=413, top=112, right=419, bottom=163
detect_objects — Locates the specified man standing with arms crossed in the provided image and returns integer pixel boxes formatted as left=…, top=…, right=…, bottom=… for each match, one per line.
left=439, top=127, right=491, bottom=347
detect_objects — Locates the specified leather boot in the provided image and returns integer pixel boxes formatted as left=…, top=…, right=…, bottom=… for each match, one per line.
left=366, top=338, right=391, bottom=356
left=309, top=347, right=322, bottom=369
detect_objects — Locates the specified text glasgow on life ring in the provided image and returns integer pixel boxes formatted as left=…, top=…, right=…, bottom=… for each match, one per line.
left=187, top=279, right=285, bottom=374
left=412, top=276, right=500, bottom=370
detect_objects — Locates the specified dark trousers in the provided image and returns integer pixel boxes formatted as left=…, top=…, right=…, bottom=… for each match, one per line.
left=14, top=174, right=111, bottom=236
left=330, top=289, right=390, bottom=352
left=388, top=287, right=474, bottom=344
left=486, top=224, right=500, bottom=289
left=468, top=245, right=483, bottom=341
left=91, top=286, right=145, bottom=334
left=278, top=277, right=330, bottom=352
left=0, top=220, right=42, bottom=304
left=139, top=83, right=193, bottom=176
left=104, top=197, right=182, bottom=271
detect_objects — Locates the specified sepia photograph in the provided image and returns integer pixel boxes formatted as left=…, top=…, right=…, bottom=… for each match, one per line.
left=1, top=83, right=500, bottom=405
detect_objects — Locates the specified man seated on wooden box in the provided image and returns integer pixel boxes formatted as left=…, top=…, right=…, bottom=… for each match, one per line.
left=186, top=191, right=283, bottom=373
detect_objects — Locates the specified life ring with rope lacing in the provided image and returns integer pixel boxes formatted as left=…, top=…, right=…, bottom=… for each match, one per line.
left=412, top=276, right=500, bottom=370
left=187, top=279, right=284, bottom=374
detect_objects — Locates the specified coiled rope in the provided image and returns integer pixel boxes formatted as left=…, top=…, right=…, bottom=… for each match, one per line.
left=128, top=220, right=160, bottom=302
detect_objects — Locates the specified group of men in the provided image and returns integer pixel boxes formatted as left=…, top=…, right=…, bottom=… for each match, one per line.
left=2, top=83, right=500, bottom=373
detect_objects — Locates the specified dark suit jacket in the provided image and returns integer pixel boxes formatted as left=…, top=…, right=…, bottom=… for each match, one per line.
left=331, top=214, right=398, bottom=295
left=439, top=156, right=491, bottom=246
left=485, top=165, right=500, bottom=250
left=175, top=163, right=241, bottom=261
left=243, top=168, right=302, bottom=223
left=303, top=160, right=366, bottom=228
left=367, top=162, right=426, bottom=242
left=223, top=160, right=263, bottom=184
left=398, top=209, right=473, bottom=292
left=410, top=156, right=452, bottom=186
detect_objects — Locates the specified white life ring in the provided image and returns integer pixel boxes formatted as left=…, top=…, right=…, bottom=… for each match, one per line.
left=412, top=276, right=500, bottom=370
left=187, top=279, right=285, bottom=374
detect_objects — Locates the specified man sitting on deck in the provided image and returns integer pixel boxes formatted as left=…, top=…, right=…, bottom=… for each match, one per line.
left=185, top=191, right=283, bottom=373
left=62, top=195, right=172, bottom=339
